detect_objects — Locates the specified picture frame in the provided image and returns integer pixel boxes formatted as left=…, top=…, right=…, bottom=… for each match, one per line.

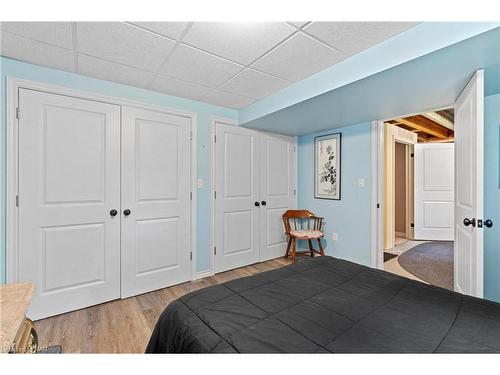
left=314, top=133, right=341, bottom=200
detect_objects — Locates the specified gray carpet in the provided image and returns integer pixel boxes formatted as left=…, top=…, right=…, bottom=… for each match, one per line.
left=398, top=241, right=454, bottom=290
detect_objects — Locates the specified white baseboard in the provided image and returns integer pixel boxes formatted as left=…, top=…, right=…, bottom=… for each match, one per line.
left=192, top=270, right=213, bottom=281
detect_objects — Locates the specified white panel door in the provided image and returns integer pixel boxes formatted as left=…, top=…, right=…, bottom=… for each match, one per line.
left=414, top=143, right=454, bottom=240
left=18, top=89, right=121, bottom=320
left=454, top=70, right=484, bottom=297
left=259, top=132, right=296, bottom=261
left=121, top=106, right=191, bottom=298
left=214, top=123, right=260, bottom=273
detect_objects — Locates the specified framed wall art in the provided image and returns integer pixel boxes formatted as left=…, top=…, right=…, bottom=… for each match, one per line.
left=314, top=133, right=341, bottom=200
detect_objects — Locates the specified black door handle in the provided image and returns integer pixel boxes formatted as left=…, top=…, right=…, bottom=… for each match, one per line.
left=261, top=201, right=267, bottom=206
left=110, top=209, right=118, bottom=217
left=123, top=209, right=131, bottom=216
left=463, top=218, right=476, bottom=227
left=485, top=219, right=493, bottom=228
left=254, top=202, right=260, bottom=207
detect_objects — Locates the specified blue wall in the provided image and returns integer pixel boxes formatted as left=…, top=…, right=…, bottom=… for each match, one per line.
left=297, top=122, right=373, bottom=266
left=484, top=94, right=500, bottom=302
left=0, top=57, right=238, bottom=282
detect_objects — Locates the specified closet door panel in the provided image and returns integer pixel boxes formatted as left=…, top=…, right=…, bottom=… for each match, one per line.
left=121, top=106, right=191, bottom=298
left=214, top=123, right=260, bottom=273
left=259, top=133, right=296, bottom=262
left=18, top=88, right=121, bottom=320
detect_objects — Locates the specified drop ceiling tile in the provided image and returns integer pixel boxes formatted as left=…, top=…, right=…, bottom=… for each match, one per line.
left=304, top=22, right=419, bottom=56
left=202, top=90, right=256, bottom=109
left=182, top=22, right=295, bottom=65
left=78, top=54, right=154, bottom=88
left=76, top=22, right=176, bottom=72
left=127, top=22, right=190, bottom=40
left=0, top=31, right=75, bottom=72
left=289, top=22, right=310, bottom=29
left=252, top=32, right=343, bottom=82
left=160, top=44, right=243, bottom=88
left=0, top=22, right=73, bottom=49
left=219, top=69, right=290, bottom=99
left=150, top=75, right=212, bottom=100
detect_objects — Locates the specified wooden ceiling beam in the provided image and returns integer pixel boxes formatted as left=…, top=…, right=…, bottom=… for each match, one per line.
left=422, top=112, right=454, bottom=131
left=396, top=115, right=452, bottom=138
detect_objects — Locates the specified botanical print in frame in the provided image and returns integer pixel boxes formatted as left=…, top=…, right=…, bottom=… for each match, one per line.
left=314, top=133, right=341, bottom=200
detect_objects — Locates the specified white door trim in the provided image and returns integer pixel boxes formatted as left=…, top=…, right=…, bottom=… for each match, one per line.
left=6, top=76, right=197, bottom=284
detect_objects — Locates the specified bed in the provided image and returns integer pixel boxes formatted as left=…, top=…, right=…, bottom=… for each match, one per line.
left=146, top=256, right=500, bottom=353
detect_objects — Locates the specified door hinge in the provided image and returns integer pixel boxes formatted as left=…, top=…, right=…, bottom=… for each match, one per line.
left=293, top=189, right=296, bottom=196
left=214, top=190, right=216, bottom=199
left=16, top=107, right=20, bottom=120
left=410, top=223, right=414, bottom=228
left=214, top=246, right=217, bottom=255
left=190, top=131, right=193, bottom=141
left=15, top=195, right=19, bottom=207
left=190, top=251, right=193, bottom=261
left=190, top=191, right=193, bottom=200
left=214, top=134, right=216, bottom=143
left=376, top=203, right=380, bottom=208
left=410, top=153, right=414, bottom=157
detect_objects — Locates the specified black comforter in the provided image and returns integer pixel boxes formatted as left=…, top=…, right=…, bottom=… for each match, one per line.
left=146, top=256, right=500, bottom=353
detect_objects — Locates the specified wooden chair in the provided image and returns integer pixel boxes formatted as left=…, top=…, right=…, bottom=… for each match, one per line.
left=282, top=210, right=325, bottom=263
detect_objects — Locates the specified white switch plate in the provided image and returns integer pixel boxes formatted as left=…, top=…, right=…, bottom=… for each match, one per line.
left=331, top=232, right=338, bottom=241
left=197, top=178, right=204, bottom=189
left=357, top=178, right=365, bottom=188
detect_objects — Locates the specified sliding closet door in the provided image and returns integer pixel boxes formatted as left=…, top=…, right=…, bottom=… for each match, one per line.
left=18, top=89, right=121, bottom=320
left=259, top=132, right=296, bottom=261
left=121, top=106, right=192, bottom=298
left=214, top=123, right=260, bottom=273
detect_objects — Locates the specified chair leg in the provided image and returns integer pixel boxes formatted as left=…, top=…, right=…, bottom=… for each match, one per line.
left=285, top=236, right=292, bottom=258
left=291, top=237, right=297, bottom=263
left=308, top=239, right=315, bottom=257
left=317, top=238, right=325, bottom=256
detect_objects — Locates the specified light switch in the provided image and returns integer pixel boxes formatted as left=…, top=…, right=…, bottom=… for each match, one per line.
left=357, top=178, right=365, bottom=188
left=197, top=178, right=204, bottom=189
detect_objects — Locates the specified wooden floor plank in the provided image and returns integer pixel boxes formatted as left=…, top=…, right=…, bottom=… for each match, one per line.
left=34, top=257, right=291, bottom=353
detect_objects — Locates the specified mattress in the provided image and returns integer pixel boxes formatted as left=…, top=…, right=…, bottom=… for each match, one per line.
left=146, top=256, right=500, bottom=353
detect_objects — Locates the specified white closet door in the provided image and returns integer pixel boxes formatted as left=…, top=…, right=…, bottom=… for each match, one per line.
left=259, top=132, right=296, bottom=261
left=214, top=123, right=260, bottom=273
left=121, top=106, right=192, bottom=298
left=18, top=89, right=121, bottom=320
left=414, top=143, right=455, bottom=241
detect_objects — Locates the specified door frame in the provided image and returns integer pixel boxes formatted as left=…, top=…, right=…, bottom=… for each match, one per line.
left=372, top=104, right=457, bottom=270
left=5, top=77, right=198, bottom=283
left=371, top=99, right=484, bottom=292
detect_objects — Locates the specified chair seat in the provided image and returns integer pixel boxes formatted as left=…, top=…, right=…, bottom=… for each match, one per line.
left=290, top=229, right=324, bottom=239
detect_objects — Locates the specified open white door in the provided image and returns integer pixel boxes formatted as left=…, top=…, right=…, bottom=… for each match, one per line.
left=414, top=143, right=454, bottom=241
left=454, top=70, right=484, bottom=297
left=214, top=123, right=260, bottom=273
left=259, top=132, right=296, bottom=262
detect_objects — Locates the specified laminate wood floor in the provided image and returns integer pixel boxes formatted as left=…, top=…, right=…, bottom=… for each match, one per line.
left=34, top=257, right=291, bottom=353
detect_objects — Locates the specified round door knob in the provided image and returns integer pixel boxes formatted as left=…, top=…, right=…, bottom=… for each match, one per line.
left=485, top=219, right=493, bottom=228
left=123, top=209, right=131, bottom=216
left=254, top=202, right=260, bottom=207
left=110, top=209, right=118, bottom=217
left=261, top=201, right=267, bottom=206
left=463, top=218, right=476, bottom=227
